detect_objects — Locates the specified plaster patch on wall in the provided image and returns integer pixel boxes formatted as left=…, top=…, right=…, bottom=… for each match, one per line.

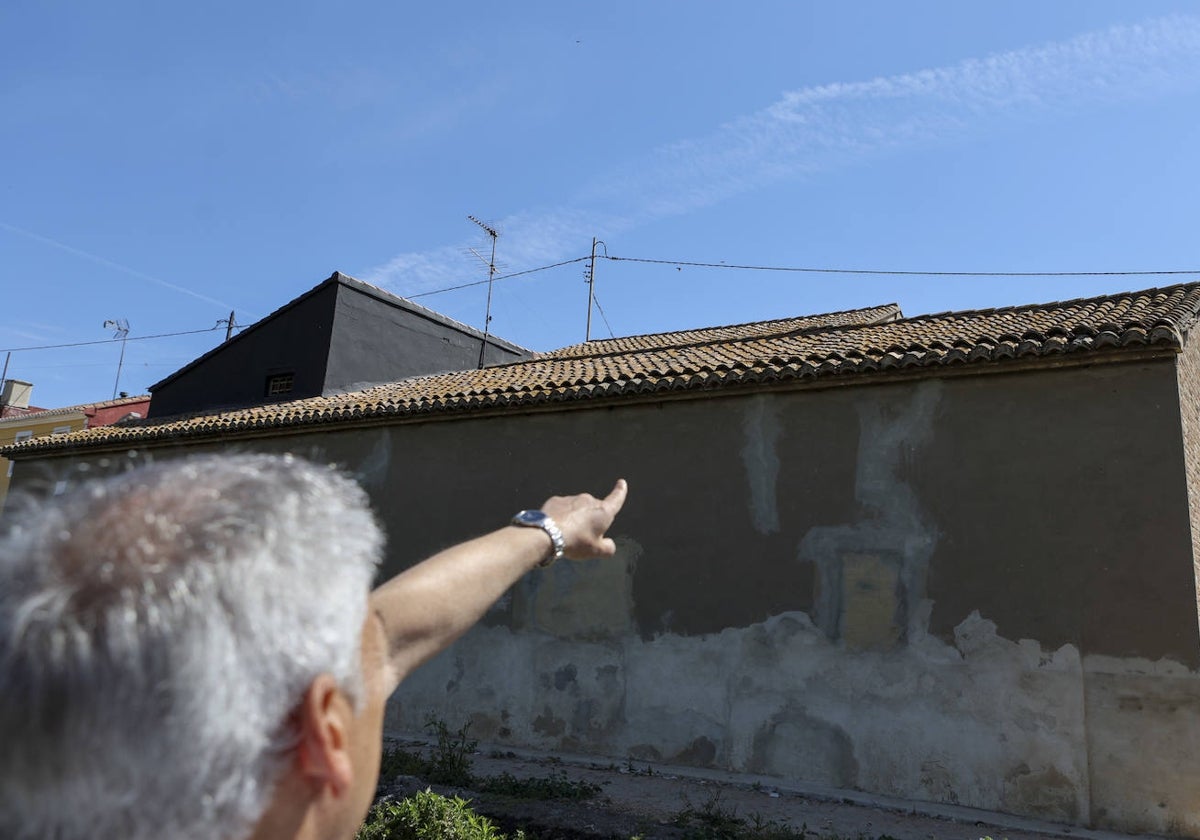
left=841, top=553, right=903, bottom=651
left=392, top=527, right=1200, bottom=839
left=747, top=703, right=858, bottom=787
left=393, top=607, right=1180, bottom=828
left=523, top=538, right=640, bottom=640
left=741, top=395, right=782, bottom=535
left=353, top=429, right=392, bottom=489
left=1004, top=764, right=1079, bottom=822
left=799, top=380, right=941, bottom=644
left=1081, top=658, right=1200, bottom=835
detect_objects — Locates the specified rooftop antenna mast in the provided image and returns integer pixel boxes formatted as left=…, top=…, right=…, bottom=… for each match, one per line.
left=467, top=215, right=499, bottom=369
left=102, top=318, right=130, bottom=400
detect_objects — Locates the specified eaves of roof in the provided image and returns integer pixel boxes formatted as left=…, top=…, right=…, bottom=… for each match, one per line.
left=10, top=283, right=1200, bottom=458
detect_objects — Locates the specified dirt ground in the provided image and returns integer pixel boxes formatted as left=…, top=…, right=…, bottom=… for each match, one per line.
left=375, top=739, right=1167, bottom=840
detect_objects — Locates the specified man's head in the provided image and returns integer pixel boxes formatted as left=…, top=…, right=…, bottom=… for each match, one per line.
left=0, top=453, right=383, bottom=840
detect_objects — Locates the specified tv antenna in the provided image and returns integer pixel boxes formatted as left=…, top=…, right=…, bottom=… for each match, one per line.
left=102, top=318, right=130, bottom=400
left=467, top=215, right=499, bottom=368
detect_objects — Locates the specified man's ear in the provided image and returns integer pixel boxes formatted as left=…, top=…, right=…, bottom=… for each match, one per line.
left=295, top=674, right=355, bottom=797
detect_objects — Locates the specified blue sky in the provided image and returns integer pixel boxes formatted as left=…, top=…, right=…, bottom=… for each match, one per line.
left=4, top=2, right=1200, bottom=408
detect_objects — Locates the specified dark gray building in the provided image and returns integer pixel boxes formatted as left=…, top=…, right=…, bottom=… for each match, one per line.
left=148, top=271, right=529, bottom=418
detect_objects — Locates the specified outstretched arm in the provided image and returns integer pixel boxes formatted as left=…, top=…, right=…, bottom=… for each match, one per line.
left=369, top=479, right=628, bottom=696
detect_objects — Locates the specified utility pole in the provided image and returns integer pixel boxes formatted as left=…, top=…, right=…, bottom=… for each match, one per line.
left=584, top=238, right=606, bottom=341
left=467, top=215, right=499, bottom=369
left=223, top=310, right=237, bottom=341
left=585, top=237, right=598, bottom=341
left=103, top=318, right=130, bottom=400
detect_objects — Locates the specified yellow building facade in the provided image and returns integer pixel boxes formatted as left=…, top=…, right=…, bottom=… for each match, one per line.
left=0, top=406, right=87, bottom=506
left=0, top=381, right=149, bottom=509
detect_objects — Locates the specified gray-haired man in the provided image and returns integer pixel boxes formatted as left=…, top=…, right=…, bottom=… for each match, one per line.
left=0, top=453, right=627, bottom=840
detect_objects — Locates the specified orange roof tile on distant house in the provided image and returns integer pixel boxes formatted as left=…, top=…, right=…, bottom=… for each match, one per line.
left=0, top=393, right=150, bottom=426
left=0, top=404, right=47, bottom=420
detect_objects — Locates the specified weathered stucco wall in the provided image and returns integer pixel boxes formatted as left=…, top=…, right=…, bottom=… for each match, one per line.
left=368, top=360, right=1200, bottom=836
left=10, top=357, right=1200, bottom=835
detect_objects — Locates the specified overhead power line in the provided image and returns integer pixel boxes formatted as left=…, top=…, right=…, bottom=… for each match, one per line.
left=602, top=255, right=1200, bottom=278
left=590, top=293, right=616, bottom=339
left=407, top=256, right=591, bottom=299
left=0, top=325, right=224, bottom=355
left=9, top=249, right=1195, bottom=361
left=16, top=361, right=192, bottom=370
left=405, top=251, right=1199, bottom=303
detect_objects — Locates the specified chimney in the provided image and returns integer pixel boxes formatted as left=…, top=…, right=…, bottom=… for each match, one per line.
left=1, top=380, right=32, bottom=410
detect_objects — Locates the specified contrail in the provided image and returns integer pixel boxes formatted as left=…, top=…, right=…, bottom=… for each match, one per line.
left=0, top=221, right=248, bottom=315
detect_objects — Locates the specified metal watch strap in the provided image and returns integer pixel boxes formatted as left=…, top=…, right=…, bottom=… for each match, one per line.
left=510, top=510, right=565, bottom=567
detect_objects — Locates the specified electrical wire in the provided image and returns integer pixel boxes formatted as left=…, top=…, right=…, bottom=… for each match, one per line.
left=1, top=325, right=223, bottom=354
left=7, top=251, right=1196, bottom=360
left=602, top=255, right=1200, bottom=278
left=407, top=256, right=590, bottom=299
left=395, top=250, right=1200, bottom=302
left=14, top=359, right=195, bottom=370
left=591, top=294, right=616, bottom=339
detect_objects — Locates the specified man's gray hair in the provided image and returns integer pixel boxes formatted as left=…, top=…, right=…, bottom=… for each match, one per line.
left=0, top=453, right=383, bottom=840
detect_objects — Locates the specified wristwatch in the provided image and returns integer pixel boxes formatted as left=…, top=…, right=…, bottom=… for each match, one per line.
left=511, top=509, right=565, bottom=567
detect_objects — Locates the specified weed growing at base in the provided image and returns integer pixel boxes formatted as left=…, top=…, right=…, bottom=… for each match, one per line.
left=674, top=790, right=811, bottom=840
left=378, top=717, right=601, bottom=801
left=378, top=718, right=477, bottom=788
left=368, top=718, right=915, bottom=840
left=424, top=717, right=477, bottom=787
left=477, top=770, right=601, bottom=801
left=357, top=789, right=522, bottom=840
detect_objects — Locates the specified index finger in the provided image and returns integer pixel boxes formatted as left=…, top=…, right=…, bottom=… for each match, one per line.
left=602, top=478, right=628, bottom=516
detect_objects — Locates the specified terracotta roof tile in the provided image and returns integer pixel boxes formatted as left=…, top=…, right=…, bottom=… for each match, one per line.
left=0, top=393, right=150, bottom=426
left=8, top=285, right=1200, bottom=456
left=540, top=303, right=901, bottom=358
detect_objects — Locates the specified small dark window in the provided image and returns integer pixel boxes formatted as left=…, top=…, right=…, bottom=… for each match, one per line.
left=265, top=373, right=295, bottom=396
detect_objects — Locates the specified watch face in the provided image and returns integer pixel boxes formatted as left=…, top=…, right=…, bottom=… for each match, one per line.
left=514, top=510, right=548, bottom=526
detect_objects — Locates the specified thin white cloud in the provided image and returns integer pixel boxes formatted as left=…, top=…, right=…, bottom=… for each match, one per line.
left=0, top=222, right=245, bottom=315
left=1, top=328, right=59, bottom=343
left=364, top=15, right=1200, bottom=294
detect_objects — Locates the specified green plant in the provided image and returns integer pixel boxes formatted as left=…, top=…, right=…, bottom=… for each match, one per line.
left=379, top=746, right=432, bottom=784
left=357, top=789, right=523, bottom=840
left=376, top=716, right=477, bottom=788
left=424, top=717, right=478, bottom=787
left=744, top=813, right=808, bottom=840
left=477, top=770, right=601, bottom=801
left=674, top=791, right=746, bottom=840
left=673, top=791, right=808, bottom=840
